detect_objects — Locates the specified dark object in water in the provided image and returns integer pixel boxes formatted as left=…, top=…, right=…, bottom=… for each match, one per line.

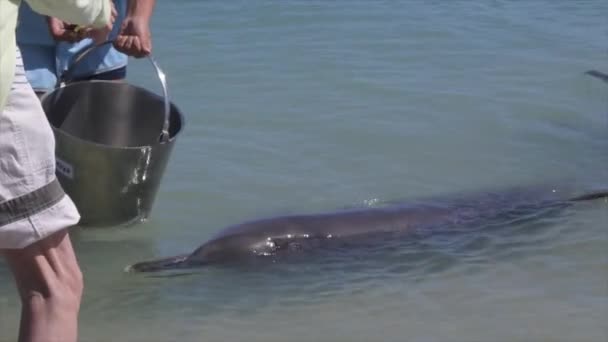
left=585, top=70, right=608, bottom=84
left=126, top=185, right=608, bottom=273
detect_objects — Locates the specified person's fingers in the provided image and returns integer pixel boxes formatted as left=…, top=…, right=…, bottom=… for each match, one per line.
left=130, top=37, right=145, bottom=57
left=64, top=30, right=80, bottom=43
left=123, top=36, right=135, bottom=54
left=75, top=27, right=91, bottom=41
left=139, top=35, right=152, bottom=56
left=47, top=19, right=81, bottom=43
left=47, top=17, right=64, bottom=37
left=114, top=35, right=128, bottom=51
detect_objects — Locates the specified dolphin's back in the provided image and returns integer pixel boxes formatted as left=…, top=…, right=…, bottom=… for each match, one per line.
left=190, top=185, right=568, bottom=261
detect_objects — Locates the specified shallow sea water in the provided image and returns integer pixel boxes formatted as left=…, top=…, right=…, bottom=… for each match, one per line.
left=1, top=1, right=607, bottom=341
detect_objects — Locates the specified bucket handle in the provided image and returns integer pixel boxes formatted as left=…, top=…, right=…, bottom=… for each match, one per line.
left=58, top=40, right=171, bottom=143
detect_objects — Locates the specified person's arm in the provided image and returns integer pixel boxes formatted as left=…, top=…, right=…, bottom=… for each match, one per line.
left=25, top=0, right=112, bottom=28
left=114, top=0, right=156, bottom=58
left=29, top=0, right=117, bottom=44
left=2, top=230, right=83, bottom=342
left=126, top=0, right=155, bottom=22
left=46, top=16, right=89, bottom=43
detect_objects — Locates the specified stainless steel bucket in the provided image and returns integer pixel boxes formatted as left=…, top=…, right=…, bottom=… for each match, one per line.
left=40, top=42, right=184, bottom=227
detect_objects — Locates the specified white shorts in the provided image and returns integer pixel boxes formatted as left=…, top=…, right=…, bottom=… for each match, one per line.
left=0, top=48, right=80, bottom=249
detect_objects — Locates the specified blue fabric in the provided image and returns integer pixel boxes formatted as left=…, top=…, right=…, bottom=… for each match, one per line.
left=15, top=2, right=55, bottom=46
left=17, top=45, right=57, bottom=92
left=15, top=0, right=129, bottom=90
left=57, top=0, right=128, bottom=80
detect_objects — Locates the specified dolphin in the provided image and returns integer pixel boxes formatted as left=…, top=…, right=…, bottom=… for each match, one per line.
left=125, top=184, right=607, bottom=273
left=585, top=70, right=608, bottom=84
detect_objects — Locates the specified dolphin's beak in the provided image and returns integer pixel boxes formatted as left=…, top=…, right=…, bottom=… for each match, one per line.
left=585, top=70, right=608, bottom=84
left=124, top=254, right=190, bottom=273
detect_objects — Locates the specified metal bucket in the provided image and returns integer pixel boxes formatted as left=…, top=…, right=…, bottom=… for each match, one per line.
left=40, top=42, right=184, bottom=227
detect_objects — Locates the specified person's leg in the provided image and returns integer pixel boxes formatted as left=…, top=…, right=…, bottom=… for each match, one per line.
left=1, top=48, right=82, bottom=342
left=2, top=230, right=82, bottom=342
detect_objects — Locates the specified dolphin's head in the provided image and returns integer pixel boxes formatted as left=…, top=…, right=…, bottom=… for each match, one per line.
left=124, top=254, right=191, bottom=273
left=188, top=234, right=262, bottom=265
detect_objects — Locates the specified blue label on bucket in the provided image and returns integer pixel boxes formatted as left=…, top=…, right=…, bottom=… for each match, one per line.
left=56, top=158, right=74, bottom=179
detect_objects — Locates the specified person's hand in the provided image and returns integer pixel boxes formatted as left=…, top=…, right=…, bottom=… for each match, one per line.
left=113, top=16, right=152, bottom=58
left=47, top=17, right=88, bottom=43
left=47, top=2, right=117, bottom=45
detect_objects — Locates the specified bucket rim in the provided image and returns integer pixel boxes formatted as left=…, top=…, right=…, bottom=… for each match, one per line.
left=59, top=41, right=173, bottom=142
left=40, top=80, right=186, bottom=149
